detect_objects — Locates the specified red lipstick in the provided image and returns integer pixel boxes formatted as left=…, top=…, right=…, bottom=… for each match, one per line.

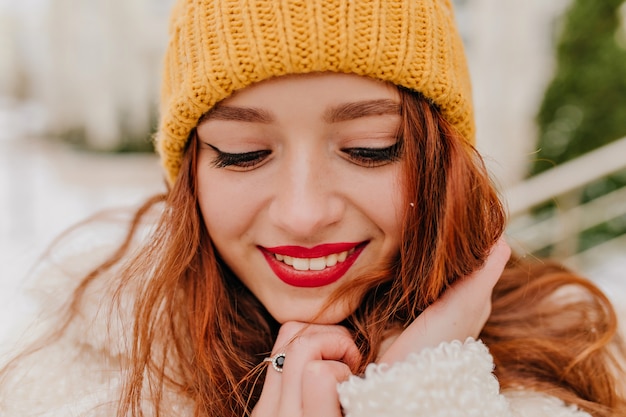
left=259, top=242, right=367, bottom=288
left=264, top=242, right=361, bottom=258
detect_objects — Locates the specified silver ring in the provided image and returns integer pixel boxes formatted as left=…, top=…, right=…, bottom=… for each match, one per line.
left=263, top=352, right=286, bottom=373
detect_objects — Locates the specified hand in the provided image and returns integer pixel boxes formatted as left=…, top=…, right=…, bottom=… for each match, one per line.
left=252, top=321, right=361, bottom=417
left=378, top=237, right=511, bottom=365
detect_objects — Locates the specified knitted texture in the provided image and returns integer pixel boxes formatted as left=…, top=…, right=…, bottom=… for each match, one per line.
left=157, top=0, right=474, bottom=184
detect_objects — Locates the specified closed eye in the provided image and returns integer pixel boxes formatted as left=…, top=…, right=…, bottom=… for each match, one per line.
left=341, top=142, right=402, bottom=167
left=207, top=144, right=272, bottom=170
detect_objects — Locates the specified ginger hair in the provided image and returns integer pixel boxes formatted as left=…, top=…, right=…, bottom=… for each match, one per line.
left=4, top=88, right=624, bottom=416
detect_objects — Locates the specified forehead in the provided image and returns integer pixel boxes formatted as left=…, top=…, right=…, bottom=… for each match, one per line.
left=200, top=72, right=401, bottom=124
left=222, top=73, right=398, bottom=106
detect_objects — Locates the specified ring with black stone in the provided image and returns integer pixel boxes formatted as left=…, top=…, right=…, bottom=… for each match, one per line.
left=263, top=352, right=286, bottom=373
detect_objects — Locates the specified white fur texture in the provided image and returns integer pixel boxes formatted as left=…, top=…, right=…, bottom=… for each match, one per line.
left=0, top=246, right=600, bottom=416
left=338, top=338, right=591, bottom=417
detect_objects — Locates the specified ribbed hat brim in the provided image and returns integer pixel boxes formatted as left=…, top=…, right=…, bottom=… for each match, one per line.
left=157, top=0, right=474, bottom=184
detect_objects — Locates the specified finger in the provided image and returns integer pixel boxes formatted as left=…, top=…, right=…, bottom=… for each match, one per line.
left=301, top=360, right=352, bottom=417
left=252, top=355, right=284, bottom=417
left=277, top=324, right=360, bottom=416
left=275, top=322, right=361, bottom=370
left=379, top=238, right=511, bottom=365
left=253, top=322, right=310, bottom=417
left=427, top=238, right=510, bottom=326
left=435, top=237, right=510, bottom=310
left=279, top=332, right=360, bottom=416
left=465, top=236, right=511, bottom=289
left=254, top=322, right=319, bottom=416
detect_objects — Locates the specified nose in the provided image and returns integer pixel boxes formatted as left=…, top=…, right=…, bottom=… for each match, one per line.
left=268, top=153, right=344, bottom=238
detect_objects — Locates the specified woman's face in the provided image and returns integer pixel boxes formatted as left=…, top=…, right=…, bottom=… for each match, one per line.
left=196, top=73, right=405, bottom=323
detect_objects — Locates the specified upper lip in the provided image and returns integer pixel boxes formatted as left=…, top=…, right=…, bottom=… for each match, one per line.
left=262, top=242, right=365, bottom=258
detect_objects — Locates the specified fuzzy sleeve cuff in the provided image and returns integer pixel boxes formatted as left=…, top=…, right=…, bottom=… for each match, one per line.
left=337, top=338, right=510, bottom=417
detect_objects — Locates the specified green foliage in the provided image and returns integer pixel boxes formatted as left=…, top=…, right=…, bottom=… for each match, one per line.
left=533, top=0, right=626, bottom=255
left=534, top=0, right=626, bottom=174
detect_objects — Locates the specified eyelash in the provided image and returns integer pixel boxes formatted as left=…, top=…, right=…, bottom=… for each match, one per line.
left=208, top=141, right=402, bottom=170
left=341, top=142, right=402, bottom=167
left=210, top=149, right=272, bottom=169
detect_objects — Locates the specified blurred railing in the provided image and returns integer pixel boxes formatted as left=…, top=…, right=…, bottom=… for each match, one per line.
left=505, top=136, right=626, bottom=262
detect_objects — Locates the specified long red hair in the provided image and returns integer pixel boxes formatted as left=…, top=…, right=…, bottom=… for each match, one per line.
left=3, top=88, right=624, bottom=416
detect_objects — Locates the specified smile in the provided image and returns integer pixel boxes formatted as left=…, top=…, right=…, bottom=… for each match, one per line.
left=273, top=248, right=355, bottom=271
left=259, top=242, right=367, bottom=288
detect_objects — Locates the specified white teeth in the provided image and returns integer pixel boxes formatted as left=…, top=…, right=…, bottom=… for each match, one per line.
left=292, top=258, right=310, bottom=271
left=273, top=249, right=355, bottom=271
left=324, top=253, right=338, bottom=267
left=309, top=257, right=326, bottom=271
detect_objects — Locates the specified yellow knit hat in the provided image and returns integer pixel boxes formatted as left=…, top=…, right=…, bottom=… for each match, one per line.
left=157, top=0, right=474, bottom=184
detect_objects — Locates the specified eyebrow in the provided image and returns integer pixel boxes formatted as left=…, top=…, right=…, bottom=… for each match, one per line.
left=198, top=98, right=401, bottom=124
left=324, top=99, right=401, bottom=123
left=200, top=105, right=274, bottom=123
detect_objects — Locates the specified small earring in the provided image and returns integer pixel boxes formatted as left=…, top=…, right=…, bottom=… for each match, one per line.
left=409, top=203, right=415, bottom=208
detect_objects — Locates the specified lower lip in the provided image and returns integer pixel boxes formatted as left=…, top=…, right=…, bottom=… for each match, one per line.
left=260, top=244, right=367, bottom=288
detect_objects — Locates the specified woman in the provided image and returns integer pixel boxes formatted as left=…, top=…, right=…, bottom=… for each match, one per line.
left=2, top=0, right=625, bottom=416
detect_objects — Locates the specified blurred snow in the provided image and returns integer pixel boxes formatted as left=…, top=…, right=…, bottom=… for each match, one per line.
left=0, top=0, right=174, bottom=150
left=0, top=103, right=164, bottom=351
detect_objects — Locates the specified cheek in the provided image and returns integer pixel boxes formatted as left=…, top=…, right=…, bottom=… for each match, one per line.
left=197, top=172, right=242, bottom=242
left=198, top=191, right=222, bottom=236
left=196, top=167, right=268, bottom=247
left=359, top=167, right=406, bottom=238
left=375, top=186, right=404, bottom=231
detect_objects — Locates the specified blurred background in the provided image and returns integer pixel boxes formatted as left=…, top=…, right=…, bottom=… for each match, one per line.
left=0, top=0, right=625, bottom=344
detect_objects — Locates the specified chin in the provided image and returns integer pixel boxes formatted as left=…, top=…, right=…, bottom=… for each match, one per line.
left=270, top=302, right=356, bottom=325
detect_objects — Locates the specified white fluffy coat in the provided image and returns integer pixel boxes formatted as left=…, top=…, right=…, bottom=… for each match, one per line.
left=0, top=246, right=595, bottom=417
